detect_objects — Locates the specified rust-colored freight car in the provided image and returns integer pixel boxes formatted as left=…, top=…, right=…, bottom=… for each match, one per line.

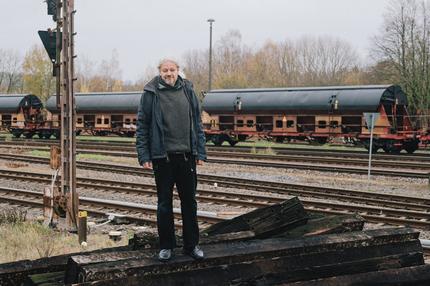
left=202, top=85, right=420, bottom=153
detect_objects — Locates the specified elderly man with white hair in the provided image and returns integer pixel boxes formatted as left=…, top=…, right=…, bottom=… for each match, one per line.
left=136, top=59, right=207, bottom=261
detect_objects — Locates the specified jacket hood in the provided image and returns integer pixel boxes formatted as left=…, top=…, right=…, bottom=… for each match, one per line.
left=143, top=76, right=159, bottom=93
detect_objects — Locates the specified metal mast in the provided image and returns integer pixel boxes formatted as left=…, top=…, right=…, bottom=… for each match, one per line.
left=40, top=0, right=79, bottom=232
left=207, top=18, right=215, bottom=91
left=60, top=0, right=78, bottom=230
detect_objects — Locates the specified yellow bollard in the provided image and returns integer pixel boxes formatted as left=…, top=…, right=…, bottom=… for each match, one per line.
left=78, top=211, right=87, bottom=245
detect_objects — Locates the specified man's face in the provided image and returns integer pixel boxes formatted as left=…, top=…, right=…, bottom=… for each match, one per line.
left=159, top=62, right=179, bottom=86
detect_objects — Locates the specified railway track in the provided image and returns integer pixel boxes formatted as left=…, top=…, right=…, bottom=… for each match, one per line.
left=0, top=143, right=429, bottom=178
left=0, top=186, right=221, bottom=229
left=3, top=137, right=430, bottom=162
left=2, top=136, right=430, bottom=158
left=0, top=165, right=429, bottom=229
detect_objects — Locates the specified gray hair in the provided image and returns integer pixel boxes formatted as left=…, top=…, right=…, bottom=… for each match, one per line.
left=158, top=58, right=180, bottom=70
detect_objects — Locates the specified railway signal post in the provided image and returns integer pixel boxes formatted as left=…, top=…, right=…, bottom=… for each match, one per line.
left=364, top=112, right=380, bottom=182
left=40, top=0, right=79, bottom=231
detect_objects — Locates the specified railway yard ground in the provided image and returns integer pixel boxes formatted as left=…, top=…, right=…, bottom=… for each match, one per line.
left=0, top=138, right=429, bottom=266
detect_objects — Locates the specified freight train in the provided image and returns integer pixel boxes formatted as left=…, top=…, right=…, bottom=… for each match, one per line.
left=0, top=92, right=140, bottom=138
left=0, top=85, right=427, bottom=153
left=45, top=92, right=140, bottom=137
left=202, top=85, right=424, bottom=154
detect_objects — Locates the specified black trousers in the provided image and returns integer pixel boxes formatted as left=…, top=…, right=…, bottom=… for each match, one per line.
left=152, top=153, right=199, bottom=250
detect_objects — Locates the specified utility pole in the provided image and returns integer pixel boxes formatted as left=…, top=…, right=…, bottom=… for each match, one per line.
left=40, top=0, right=78, bottom=231
left=207, top=18, right=215, bottom=91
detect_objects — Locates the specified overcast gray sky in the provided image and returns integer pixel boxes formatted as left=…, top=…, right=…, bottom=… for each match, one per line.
left=1, top=0, right=391, bottom=81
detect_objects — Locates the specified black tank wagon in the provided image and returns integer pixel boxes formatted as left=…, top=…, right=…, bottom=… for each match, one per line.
left=0, top=94, right=51, bottom=138
left=45, top=91, right=141, bottom=137
left=202, top=85, right=420, bottom=153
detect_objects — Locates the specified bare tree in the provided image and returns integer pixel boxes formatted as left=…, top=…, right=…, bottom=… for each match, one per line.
left=295, top=36, right=358, bottom=86
left=0, top=49, right=22, bottom=93
left=373, top=0, right=430, bottom=129
left=181, top=31, right=361, bottom=92
left=75, top=54, right=95, bottom=92
left=99, top=49, right=123, bottom=92
left=213, top=30, right=251, bottom=88
left=0, top=49, right=5, bottom=90
left=183, top=49, right=209, bottom=94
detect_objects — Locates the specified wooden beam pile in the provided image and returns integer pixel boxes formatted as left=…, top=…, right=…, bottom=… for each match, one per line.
left=4, top=197, right=428, bottom=285
left=66, top=227, right=424, bottom=285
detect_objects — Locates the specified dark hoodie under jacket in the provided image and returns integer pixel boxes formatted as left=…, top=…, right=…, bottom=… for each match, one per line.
left=136, top=76, right=207, bottom=165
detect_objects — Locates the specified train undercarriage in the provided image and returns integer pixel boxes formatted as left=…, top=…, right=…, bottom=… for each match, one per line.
left=206, top=131, right=421, bottom=154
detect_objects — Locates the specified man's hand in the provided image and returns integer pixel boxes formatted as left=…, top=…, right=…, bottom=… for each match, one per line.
left=142, top=162, right=153, bottom=169
left=196, top=160, right=204, bottom=166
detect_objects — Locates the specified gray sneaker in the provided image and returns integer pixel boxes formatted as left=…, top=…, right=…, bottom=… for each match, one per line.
left=158, top=249, right=173, bottom=262
left=185, top=245, right=204, bottom=260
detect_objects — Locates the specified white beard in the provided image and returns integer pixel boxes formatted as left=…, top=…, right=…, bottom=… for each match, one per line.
left=163, top=77, right=176, bottom=86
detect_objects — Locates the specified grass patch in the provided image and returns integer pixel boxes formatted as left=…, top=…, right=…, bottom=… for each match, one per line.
left=0, top=208, right=27, bottom=225
left=28, top=150, right=50, bottom=158
left=249, top=142, right=277, bottom=155
left=251, top=146, right=277, bottom=155
left=0, top=220, right=128, bottom=263
left=26, top=149, right=131, bottom=163
left=77, top=135, right=135, bottom=143
left=76, top=153, right=114, bottom=161
left=232, top=139, right=367, bottom=152
left=0, top=132, right=12, bottom=139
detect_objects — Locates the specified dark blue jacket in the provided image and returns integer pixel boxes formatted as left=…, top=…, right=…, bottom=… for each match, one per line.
left=136, top=76, right=207, bottom=165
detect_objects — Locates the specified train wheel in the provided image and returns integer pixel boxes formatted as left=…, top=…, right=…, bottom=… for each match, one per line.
left=24, top=132, right=34, bottom=139
left=405, top=147, right=416, bottom=154
left=228, top=140, right=238, bottom=146
left=364, top=143, right=379, bottom=153
left=53, top=130, right=60, bottom=139
left=37, top=130, right=52, bottom=139
left=211, top=135, right=224, bottom=146
left=382, top=141, right=402, bottom=154
left=314, top=137, right=328, bottom=145
left=390, top=147, right=401, bottom=154
left=238, top=135, right=248, bottom=141
left=404, top=142, right=419, bottom=154
left=42, top=132, right=52, bottom=139
left=275, top=136, right=285, bottom=143
left=11, top=130, right=22, bottom=138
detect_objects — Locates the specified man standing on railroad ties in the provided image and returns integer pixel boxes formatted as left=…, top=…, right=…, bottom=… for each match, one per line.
left=136, top=59, right=207, bottom=262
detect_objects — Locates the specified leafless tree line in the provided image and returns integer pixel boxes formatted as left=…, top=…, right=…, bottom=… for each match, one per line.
left=182, top=30, right=365, bottom=94
left=373, top=0, right=430, bottom=128
left=0, top=49, right=22, bottom=94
